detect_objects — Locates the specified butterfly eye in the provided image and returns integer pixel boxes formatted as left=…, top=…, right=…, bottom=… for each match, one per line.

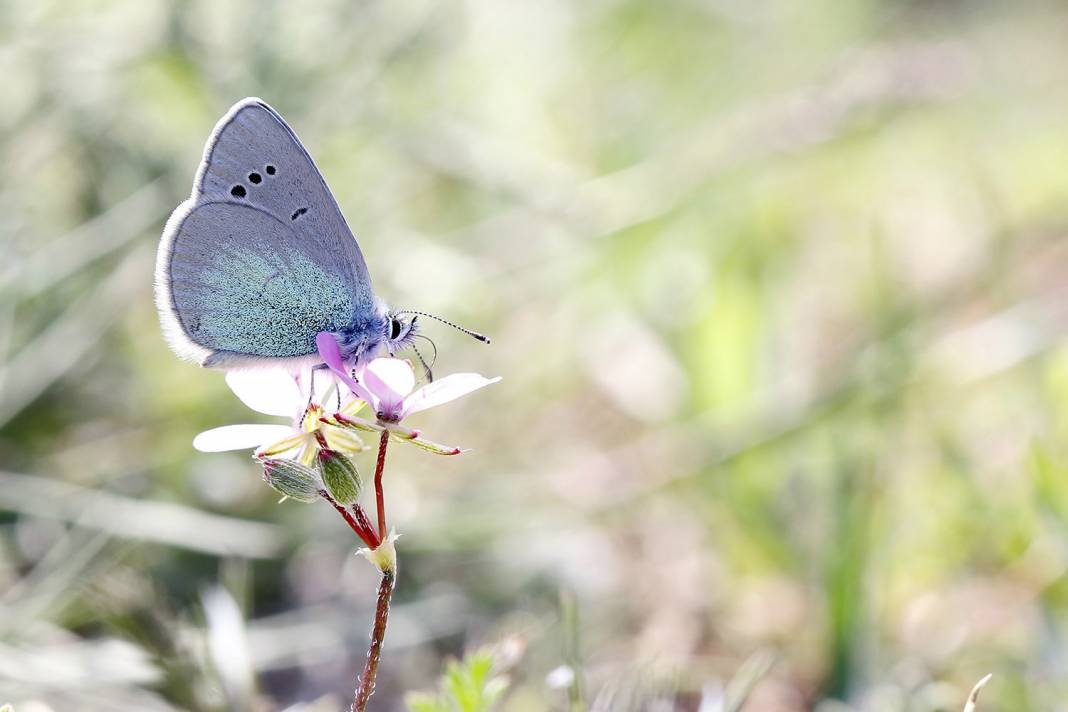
left=390, top=318, right=402, bottom=340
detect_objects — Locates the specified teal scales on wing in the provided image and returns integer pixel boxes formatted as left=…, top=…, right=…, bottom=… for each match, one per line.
left=154, top=98, right=406, bottom=370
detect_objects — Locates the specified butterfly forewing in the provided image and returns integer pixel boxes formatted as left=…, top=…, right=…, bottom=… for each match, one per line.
left=156, top=98, right=376, bottom=367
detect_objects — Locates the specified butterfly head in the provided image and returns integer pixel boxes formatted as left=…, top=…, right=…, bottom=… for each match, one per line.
left=336, top=305, right=487, bottom=369
left=385, top=312, right=418, bottom=354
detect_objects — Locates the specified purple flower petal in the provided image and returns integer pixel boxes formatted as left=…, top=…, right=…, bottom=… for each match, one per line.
left=402, top=373, right=501, bottom=418
left=316, top=332, right=376, bottom=406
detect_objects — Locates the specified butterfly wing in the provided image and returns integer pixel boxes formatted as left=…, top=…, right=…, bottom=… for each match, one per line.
left=155, top=98, right=376, bottom=368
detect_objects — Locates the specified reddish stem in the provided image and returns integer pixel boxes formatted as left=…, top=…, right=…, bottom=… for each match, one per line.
left=374, top=430, right=389, bottom=541
left=352, top=567, right=395, bottom=712
left=350, top=504, right=380, bottom=548
left=320, top=489, right=377, bottom=547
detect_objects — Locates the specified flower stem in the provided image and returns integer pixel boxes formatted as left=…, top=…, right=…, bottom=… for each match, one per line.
left=320, top=489, right=378, bottom=547
left=374, top=430, right=389, bottom=541
left=350, top=504, right=380, bottom=548
left=352, top=566, right=395, bottom=712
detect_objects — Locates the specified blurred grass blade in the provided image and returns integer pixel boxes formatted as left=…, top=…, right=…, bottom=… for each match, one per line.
left=723, top=650, right=776, bottom=712
left=1, top=180, right=168, bottom=297
left=0, top=470, right=286, bottom=558
left=964, top=674, right=992, bottom=712
left=0, top=246, right=152, bottom=427
left=1, top=528, right=112, bottom=634
left=202, top=585, right=257, bottom=712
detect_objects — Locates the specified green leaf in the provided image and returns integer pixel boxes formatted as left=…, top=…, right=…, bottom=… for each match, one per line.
left=406, top=649, right=510, bottom=712
left=405, top=695, right=443, bottom=712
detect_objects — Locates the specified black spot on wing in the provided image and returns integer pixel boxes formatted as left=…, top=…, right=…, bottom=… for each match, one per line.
left=265, top=164, right=276, bottom=175
left=231, top=184, right=246, bottom=198
left=248, top=171, right=262, bottom=184
left=291, top=207, right=308, bottom=221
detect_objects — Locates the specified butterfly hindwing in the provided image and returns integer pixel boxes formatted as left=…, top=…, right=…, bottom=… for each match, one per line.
left=156, top=98, right=376, bottom=366
left=166, top=201, right=360, bottom=361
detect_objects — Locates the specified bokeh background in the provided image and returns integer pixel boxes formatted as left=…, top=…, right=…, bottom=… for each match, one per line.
left=3, top=1, right=1068, bottom=710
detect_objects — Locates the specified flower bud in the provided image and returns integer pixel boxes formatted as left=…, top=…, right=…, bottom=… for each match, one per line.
left=261, top=458, right=321, bottom=503
left=318, top=448, right=362, bottom=505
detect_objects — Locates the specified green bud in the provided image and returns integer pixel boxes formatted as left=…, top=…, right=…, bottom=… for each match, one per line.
left=261, top=458, right=321, bottom=503
left=318, top=448, right=362, bottom=505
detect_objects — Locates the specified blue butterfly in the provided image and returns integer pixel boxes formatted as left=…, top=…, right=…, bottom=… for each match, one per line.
left=155, top=98, right=485, bottom=375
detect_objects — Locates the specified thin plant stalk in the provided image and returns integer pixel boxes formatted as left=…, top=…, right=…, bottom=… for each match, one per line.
left=320, top=489, right=378, bottom=548
left=344, top=430, right=394, bottom=712
left=350, top=502, right=379, bottom=547
left=374, top=430, right=389, bottom=540
left=353, top=566, right=396, bottom=712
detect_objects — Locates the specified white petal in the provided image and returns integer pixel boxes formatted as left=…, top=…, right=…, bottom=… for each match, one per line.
left=193, top=424, right=297, bottom=452
left=402, top=374, right=501, bottom=417
left=225, top=370, right=302, bottom=417
left=363, top=358, right=415, bottom=416
left=365, top=358, right=416, bottom=397
left=297, top=364, right=343, bottom=409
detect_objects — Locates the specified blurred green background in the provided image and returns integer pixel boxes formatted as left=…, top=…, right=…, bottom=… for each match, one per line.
left=3, top=0, right=1068, bottom=710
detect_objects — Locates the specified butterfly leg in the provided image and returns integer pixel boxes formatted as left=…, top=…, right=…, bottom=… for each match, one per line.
left=299, top=363, right=334, bottom=427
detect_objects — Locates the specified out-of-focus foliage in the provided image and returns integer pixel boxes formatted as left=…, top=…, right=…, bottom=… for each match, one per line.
left=406, top=648, right=509, bottom=712
left=2, top=0, right=1068, bottom=710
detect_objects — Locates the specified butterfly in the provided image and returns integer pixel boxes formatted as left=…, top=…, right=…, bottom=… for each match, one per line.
left=155, top=97, right=485, bottom=376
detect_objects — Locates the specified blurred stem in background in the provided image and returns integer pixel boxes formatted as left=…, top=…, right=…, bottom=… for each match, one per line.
left=560, top=588, right=587, bottom=712
left=823, top=440, right=876, bottom=702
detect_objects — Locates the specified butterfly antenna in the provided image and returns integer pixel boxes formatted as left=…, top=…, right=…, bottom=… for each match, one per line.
left=412, top=341, right=434, bottom=383
left=396, top=310, right=491, bottom=344
left=416, top=333, right=439, bottom=367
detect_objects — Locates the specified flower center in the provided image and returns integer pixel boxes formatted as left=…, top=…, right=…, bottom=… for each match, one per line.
left=302, top=404, right=324, bottom=432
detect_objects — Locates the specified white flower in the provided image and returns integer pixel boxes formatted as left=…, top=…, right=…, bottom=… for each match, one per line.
left=358, top=357, right=500, bottom=423
left=193, top=366, right=366, bottom=466
left=316, top=333, right=499, bottom=425
left=316, top=345, right=500, bottom=455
